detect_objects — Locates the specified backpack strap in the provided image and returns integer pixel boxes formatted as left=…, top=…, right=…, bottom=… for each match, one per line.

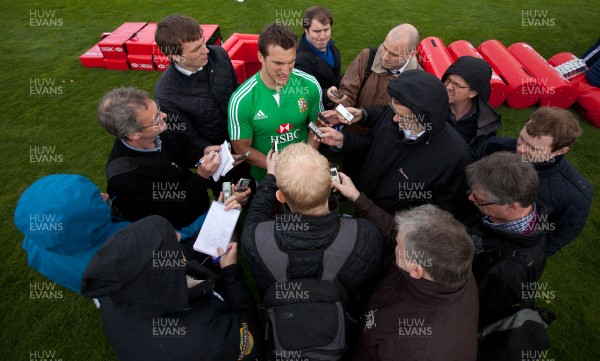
left=355, top=47, right=377, bottom=103
left=254, top=221, right=288, bottom=282
left=322, top=218, right=357, bottom=281
left=254, top=218, right=358, bottom=283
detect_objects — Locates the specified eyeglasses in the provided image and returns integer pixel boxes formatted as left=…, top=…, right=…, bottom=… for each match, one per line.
left=467, top=190, right=496, bottom=207
left=139, top=102, right=164, bottom=130
left=443, top=78, right=469, bottom=89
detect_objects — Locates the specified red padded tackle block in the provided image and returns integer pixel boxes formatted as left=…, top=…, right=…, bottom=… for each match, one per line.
left=223, top=33, right=260, bottom=84
left=98, top=22, right=147, bottom=59
left=128, top=54, right=155, bottom=71
left=104, top=58, right=129, bottom=70
left=126, top=23, right=157, bottom=55
left=80, top=44, right=105, bottom=68
left=153, top=53, right=170, bottom=72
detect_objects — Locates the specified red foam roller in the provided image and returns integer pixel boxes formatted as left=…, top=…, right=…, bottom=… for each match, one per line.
left=477, top=40, right=539, bottom=108
left=509, top=42, right=578, bottom=108
left=417, top=36, right=454, bottom=80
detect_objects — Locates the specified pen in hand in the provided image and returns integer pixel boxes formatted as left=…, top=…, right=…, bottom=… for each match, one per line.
left=212, top=249, right=231, bottom=264
left=195, top=154, right=216, bottom=167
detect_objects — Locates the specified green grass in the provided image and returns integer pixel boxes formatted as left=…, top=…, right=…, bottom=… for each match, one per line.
left=2, top=0, right=599, bottom=360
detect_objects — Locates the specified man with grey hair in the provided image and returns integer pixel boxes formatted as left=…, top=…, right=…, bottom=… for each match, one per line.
left=350, top=204, right=478, bottom=361
left=331, top=170, right=477, bottom=359
left=97, top=87, right=221, bottom=231
left=466, top=151, right=547, bottom=329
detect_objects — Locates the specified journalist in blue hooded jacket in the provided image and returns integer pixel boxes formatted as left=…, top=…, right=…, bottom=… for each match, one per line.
left=14, top=174, right=129, bottom=293
left=14, top=174, right=207, bottom=294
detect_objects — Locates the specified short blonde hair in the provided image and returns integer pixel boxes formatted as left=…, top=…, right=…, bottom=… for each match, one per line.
left=275, top=143, right=331, bottom=215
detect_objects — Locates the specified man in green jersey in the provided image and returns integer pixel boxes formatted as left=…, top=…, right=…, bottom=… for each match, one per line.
left=228, top=23, right=324, bottom=181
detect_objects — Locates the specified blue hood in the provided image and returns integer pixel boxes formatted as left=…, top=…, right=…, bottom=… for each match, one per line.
left=14, top=174, right=129, bottom=293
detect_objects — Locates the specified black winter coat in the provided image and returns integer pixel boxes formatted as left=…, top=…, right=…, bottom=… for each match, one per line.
left=106, top=134, right=210, bottom=229
left=470, top=208, right=547, bottom=328
left=82, top=216, right=264, bottom=361
left=342, top=70, right=474, bottom=217
left=154, top=45, right=238, bottom=167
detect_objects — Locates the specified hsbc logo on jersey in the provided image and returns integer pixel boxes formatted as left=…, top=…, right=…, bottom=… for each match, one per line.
left=276, top=123, right=293, bottom=134
left=271, top=123, right=301, bottom=144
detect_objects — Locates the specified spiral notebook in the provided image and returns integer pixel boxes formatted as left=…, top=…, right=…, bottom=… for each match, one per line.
left=193, top=201, right=240, bottom=257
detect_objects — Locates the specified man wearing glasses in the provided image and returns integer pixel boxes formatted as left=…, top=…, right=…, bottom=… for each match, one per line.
left=318, top=70, right=473, bottom=219
left=472, top=107, right=593, bottom=256
left=97, top=87, right=220, bottom=230
left=442, top=56, right=501, bottom=146
left=465, top=151, right=547, bottom=330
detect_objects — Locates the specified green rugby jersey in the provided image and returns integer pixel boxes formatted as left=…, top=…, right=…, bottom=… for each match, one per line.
left=228, top=68, right=323, bottom=180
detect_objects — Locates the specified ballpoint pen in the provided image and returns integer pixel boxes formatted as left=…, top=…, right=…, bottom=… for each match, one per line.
left=194, top=154, right=216, bottom=167
left=212, top=249, right=231, bottom=264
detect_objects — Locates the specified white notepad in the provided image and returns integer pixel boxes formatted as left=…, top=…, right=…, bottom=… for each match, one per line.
left=212, top=140, right=235, bottom=182
left=193, top=201, right=241, bottom=257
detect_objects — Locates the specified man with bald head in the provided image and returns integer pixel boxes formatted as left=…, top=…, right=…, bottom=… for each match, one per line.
left=326, top=23, right=420, bottom=108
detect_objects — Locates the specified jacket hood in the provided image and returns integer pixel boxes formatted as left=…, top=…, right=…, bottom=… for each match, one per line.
left=14, top=174, right=129, bottom=293
left=82, top=215, right=190, bottom=318
left=387, top=69, right=449, bottom=136
left=442, top=56, right=492, bottom=101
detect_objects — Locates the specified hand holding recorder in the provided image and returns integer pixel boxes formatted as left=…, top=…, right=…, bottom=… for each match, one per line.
left=331, top=172, right=361, bottom=202
left=326, top=86, right=348, bottom=104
